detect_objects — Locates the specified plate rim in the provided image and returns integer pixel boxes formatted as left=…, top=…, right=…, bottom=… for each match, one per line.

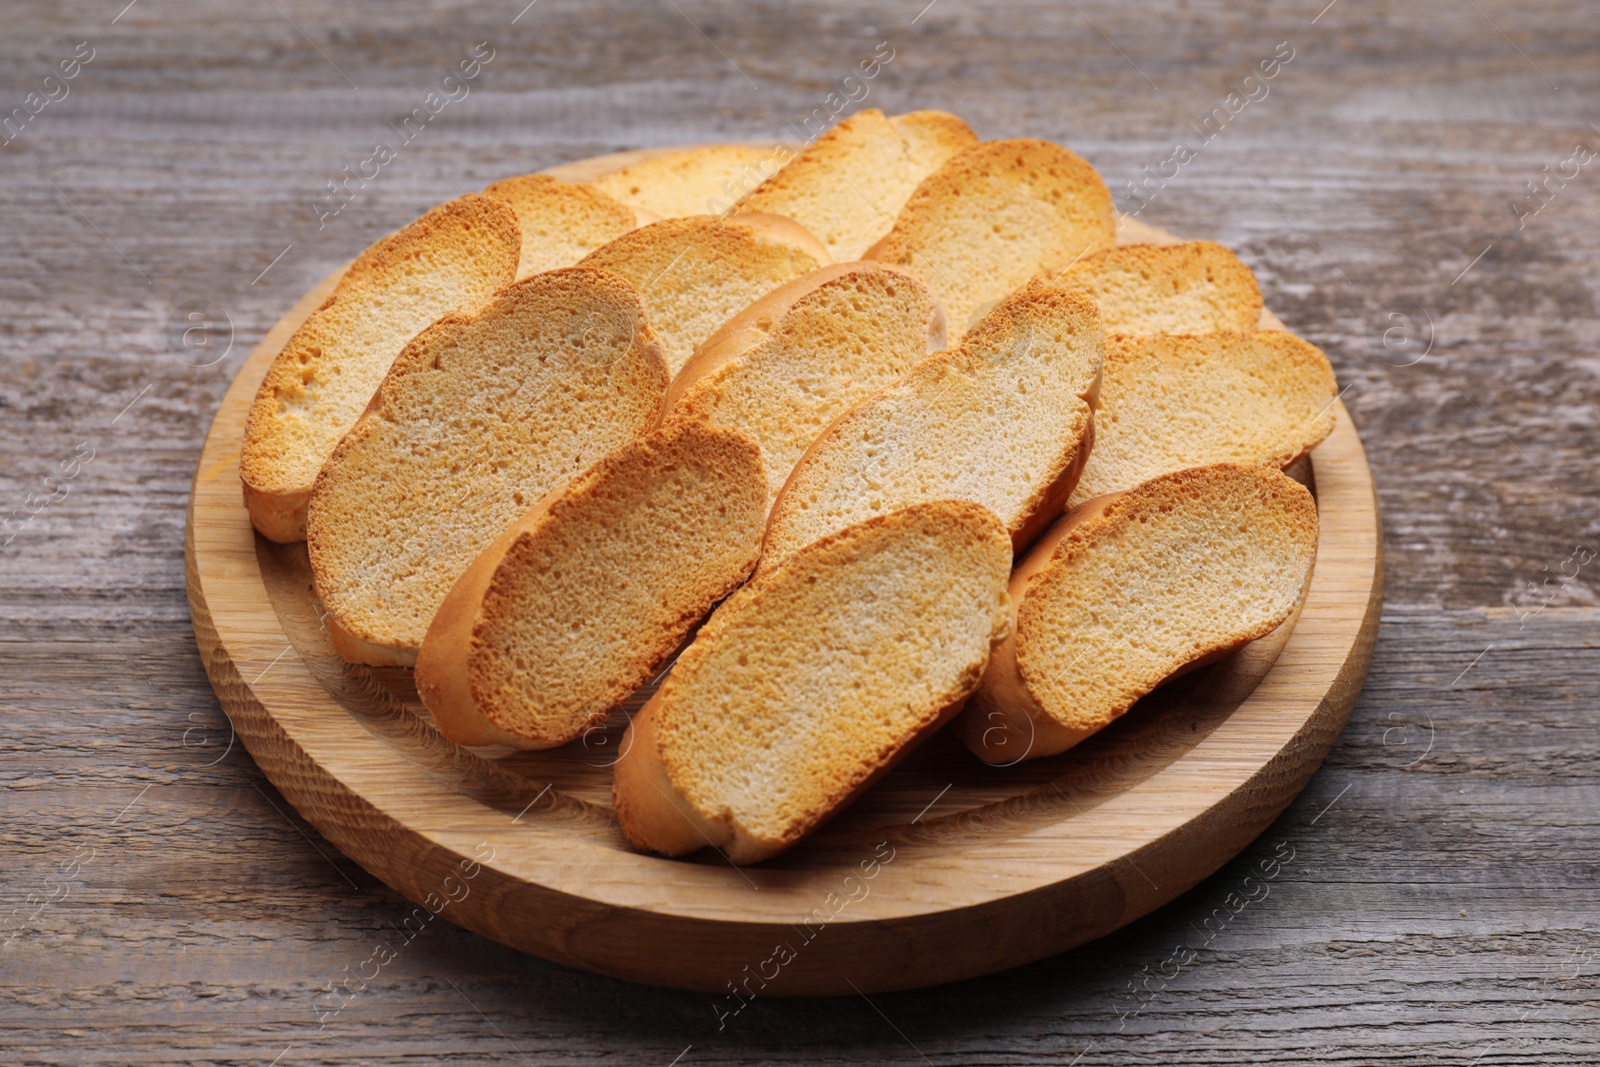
left=185, top=145, right=1383, bottom=993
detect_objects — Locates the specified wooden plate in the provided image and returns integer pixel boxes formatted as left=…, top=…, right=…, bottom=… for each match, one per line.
left=185, top=146, right=1383, bottom=995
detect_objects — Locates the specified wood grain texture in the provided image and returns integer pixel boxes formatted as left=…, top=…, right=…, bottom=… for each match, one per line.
left=183, top=147, right=1380, bottom=993
left=3, top=0, right=1598, bottom=1062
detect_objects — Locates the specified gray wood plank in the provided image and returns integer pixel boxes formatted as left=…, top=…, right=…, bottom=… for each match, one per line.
left=3, top=0, right=1598, bottom=1062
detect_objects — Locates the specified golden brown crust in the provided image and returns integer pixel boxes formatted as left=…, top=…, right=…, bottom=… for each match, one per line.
left=609, top=700, right=724, bottom=857
left=614, top=500, right=1013, bottom=864
left=1050, top=241, right=1264, bottom=339
left=761, top=282, right=1103, bottom=572
left=736, top=109, right=977, bottom=261
left=415, top=421, right=767, bottom=750
left=413, top=507, right=541, bottom=748
left=481, top=173, right=641, bottom=280
left=666, top=261, right=947, bottom=506
left=961, top=463, right=1319, bottom=764
left=890, top=110, right=982, bottom=170
left=240, top=194, right=521, bottom=542
left=725, top=211, right=832, bottom=265
left=592, top=144, right=781, bottom=219
left=240, top=482, right=312, bottom=545
left=955, top=492, right=1120, bottom=764
left=577, top=214, right=828, bottom=377
left=305, top=267, right=669, bottom=666
left=864, top=138, right=1116, bottom=333
left=1068, top=330, right=1338, bottom=506
left=665, top=260, right=943, bottom=412
left=323, top=611, right=423, bottom=668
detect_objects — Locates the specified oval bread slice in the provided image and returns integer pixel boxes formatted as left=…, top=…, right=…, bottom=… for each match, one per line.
left=613, top=500, right=1013, bottom=865
left=1050, top=240, right=1264, bottom=339
left=306, top=268, right=670, bottom=666
left=240, top=194, right=521, bottom=542
left=578, top=214, right=829, bottom=376
left=415, top=421, right=768, bottom=750
left=593, top=144, right=779, bottom=220
left=863, top=138, right=1116, bottom=334
left=736, top=109, right=978, bottom=261
left=667, top=261, right=946, bottom=506
left=960, top=463, right=1318, bottom=765
left=482, top=173, right=645, bottom=280
left=1068, top=330, right=1338, bottom=506
left=761, top=283, right=1103, bottom=573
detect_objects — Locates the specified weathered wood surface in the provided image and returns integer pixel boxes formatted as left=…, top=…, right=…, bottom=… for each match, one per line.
left=1, top=0, right=1596, bottom=1063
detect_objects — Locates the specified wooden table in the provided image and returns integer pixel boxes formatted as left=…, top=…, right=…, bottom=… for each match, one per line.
left=3, top=1, right=1596, bottom=1062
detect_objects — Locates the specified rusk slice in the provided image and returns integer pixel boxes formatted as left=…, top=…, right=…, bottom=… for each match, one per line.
left=736, top=109, right=978, bottom=261
left=593, top=144, right=777, bottom=219
left=613, top=500, right=1013, bottom=864
left=960, top=464, right=1318, bottom=765
left=578, top=214, right=828, bottom=376
left=415, top=421, right=767, bottom=750
left=482, top=173, right=644, bottom=280
left=241, top=194, right=520, bottom=542
left=864, top=138, right=1116, bottom=334
left=1051, top=241, right=1263, bottom=338
left=761, top=283, right=1103, bottom=573
left=667, top=261, right=945, bottom=505
left=1068, top=331, right=1337, bottom=506
left=307, top=268, right=669, bottom=666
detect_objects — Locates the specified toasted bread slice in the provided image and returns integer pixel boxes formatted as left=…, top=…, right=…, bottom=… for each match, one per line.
left=1068, top=331, right=1338, bottom=506
left=864, top=138, right=1116, bottom=333
left=415, top=421, right=767, bottom=749
left=578, top=214, right=828, bottom=376
left=1050, top=241, right=1263, bottom=339
left=613, top=500, right=1012, bottom=864
left=960, top=463, right=1318, bottom=764
left=240, top=194, right=520, bottom=542
left=593, top=144, right=778, bottom=219
left=736, top=109, right=978, bottom=261
left=306, top=268, right=670, bottom=666
left=482, top=173, right=644, bottom=280
left=667, top=262, right=946, bottom=505
left=761, top=283, right=1103, bottom=573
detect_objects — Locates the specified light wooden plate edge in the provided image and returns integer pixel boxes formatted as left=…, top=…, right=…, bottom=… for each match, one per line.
left=184, top=145, right=1382, bottom=994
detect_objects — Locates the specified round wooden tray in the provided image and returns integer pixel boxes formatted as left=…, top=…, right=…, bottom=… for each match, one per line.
left=185, top=146, right=1383, bottom=995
